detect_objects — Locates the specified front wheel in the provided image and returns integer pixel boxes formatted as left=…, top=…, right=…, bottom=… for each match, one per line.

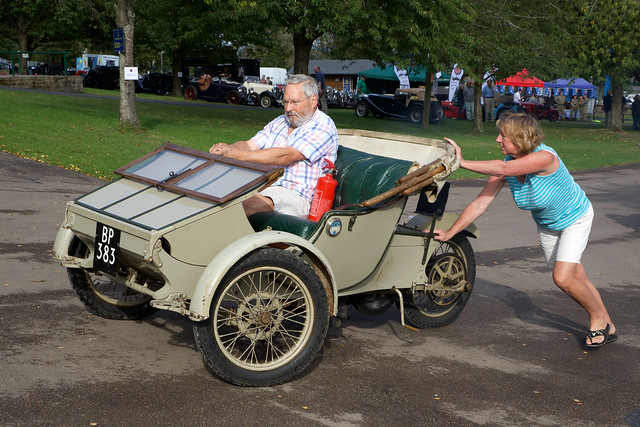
left=259, top=94, right=274, bottom=108
left=400, top=233, right=476, bottom=329
left=355, top=100, right=370, bottom=117
left=548, top=110, right=559, bottom=122
left=193, top=248, right=329, bottom=386
left=409, top=106, right=424, bottom=124
left=67, top=237, right=157, bottom=320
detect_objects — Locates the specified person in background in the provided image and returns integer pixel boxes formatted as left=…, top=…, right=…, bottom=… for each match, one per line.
left=632, top=94, right=640, bottom=131
left=463, top=80, right=475, bottom=120
left=513, top=88, right=523, bottom=104
left=313, top=65, right=328, bottom=112
left=209, top=74, right=338, bottom=218
left=482, top=80, right=496, bottom=122
left=432, top=112, right=617, bottom=349
left=356, top=75, right=369, bottom=95
left=455, top=82, right=466, bottom=120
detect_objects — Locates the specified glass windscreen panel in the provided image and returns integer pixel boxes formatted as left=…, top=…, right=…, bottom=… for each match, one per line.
left=114, top=143, right=281, bottom=204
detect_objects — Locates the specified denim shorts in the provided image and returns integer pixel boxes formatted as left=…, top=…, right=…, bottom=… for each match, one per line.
left=537, top=204, right=594, bottom=268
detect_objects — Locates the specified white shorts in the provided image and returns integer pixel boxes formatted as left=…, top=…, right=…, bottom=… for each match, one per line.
left=537, top=204, right=594, bottom=268
left=260, top=186, right=310, bottom=218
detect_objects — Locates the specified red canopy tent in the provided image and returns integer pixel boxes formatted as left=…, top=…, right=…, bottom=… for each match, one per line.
left=498, top=69, right=545, bottom=88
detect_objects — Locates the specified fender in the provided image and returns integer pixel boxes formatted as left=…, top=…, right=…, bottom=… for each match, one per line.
left=188, top=230, right=338, bottom=321
left=435, top=212, right=481, bottom=239
left=406, top=212, right=480, bottom=240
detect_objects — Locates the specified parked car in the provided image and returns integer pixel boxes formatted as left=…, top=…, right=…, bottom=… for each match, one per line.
left=239, top=77, right=282, bottom=107
left=84, top=66, right=120, bottom=90
left=519, top=101, right=559, bottom=121
left=355, top=88, right=442, bottom=124
left=183, top=76, right=241, bottom=104
left=135, top=73, right=173, bottom=95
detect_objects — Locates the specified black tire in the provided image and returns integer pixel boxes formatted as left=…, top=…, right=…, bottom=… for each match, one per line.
left=401, top=233, right=476, bottom=329
left=432, top=102, right=445, bottom=122
left=409, top=106, right=424, bottom=124
left=533, top=104, right=545, bottom=119
left=548, top=110, right=559, bottom=122
left=352, top=294, right=394, bottom=316
left=66, top=237, right=157, bottom=320
left=259, top=94, right=274, bottom=108
left=193, top=248, right=330, bottom=386
left=184, top=85, right=199, bottom=100
left=226, top=90, right=241, bottom=105
left=355, top=100, right=370, bottom=117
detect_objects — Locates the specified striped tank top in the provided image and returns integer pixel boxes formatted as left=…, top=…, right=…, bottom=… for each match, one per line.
left=505, top=144, right=590, bottom=231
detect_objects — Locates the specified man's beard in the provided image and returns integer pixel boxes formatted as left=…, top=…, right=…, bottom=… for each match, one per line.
left=286, top=111, right=312, bottom=128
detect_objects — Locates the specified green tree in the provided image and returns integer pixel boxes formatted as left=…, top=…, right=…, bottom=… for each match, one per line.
left=447, top=1, right=573, bottom=134
left=571, top=0, right=640, bottom=131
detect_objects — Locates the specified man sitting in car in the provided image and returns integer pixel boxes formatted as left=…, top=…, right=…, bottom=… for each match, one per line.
left=209, top=74, right=338, bottom=218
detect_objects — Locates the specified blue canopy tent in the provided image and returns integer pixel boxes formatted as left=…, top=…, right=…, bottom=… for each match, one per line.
left=544, top=78, right=598, bottom=97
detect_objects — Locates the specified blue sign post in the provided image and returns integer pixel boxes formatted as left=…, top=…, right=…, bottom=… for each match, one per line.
left=113, top=28, right=125, bottom=54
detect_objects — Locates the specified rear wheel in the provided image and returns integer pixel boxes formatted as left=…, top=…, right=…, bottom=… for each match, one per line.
left=534, top=104, right=545, bottom=119
left=226, top=90, right=241, bottom=105
left=409, top=106, right=424, bottom=124
left=67, top=237, right=157, bottom=320
left=400, top=233, right=475, bottom=329
left=184, top=85, right=199, bottom=100
left=548, top=110, right=559, bottom=122
left=193, top=248, right=329, bottom=386
left=355, top=100, right=370, bottom=117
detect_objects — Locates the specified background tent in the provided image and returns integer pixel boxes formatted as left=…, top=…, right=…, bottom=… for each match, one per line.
left=358, top=66, right=449, bottom=93
left=544, top=78, right=597, bottom=90
left=498, top=69, right=545, bottom=88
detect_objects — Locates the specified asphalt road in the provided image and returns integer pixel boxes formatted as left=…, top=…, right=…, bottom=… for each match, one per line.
left=1, top=150, right=639, bottom=426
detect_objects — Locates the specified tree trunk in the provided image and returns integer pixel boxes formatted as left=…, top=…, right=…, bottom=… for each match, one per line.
left=472, top=80, right=483, bottom=134
left=171, top=50, right=183, bottom=97
left=16, top=15, right=30, bottom=74
left=610, top=80, right=623, bottom=131
left=292, top=30, right=314, bottom=75
left=117, top=0, right=139, bottom=128
left=422, top=61, right=430, bottom=129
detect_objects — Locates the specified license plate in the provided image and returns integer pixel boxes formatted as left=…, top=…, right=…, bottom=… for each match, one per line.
left=94, top=222, right=121, bottom=276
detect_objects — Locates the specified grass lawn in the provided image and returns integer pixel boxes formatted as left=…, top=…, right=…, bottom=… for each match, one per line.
left=1, top=87, right=639, bottom=180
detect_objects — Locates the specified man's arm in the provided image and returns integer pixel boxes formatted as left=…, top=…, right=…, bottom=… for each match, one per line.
left=210, top=141, right=305, bottom=166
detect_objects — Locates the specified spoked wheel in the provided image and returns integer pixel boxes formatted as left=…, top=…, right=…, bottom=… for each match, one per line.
left=548, top=110, right=559, bottom=122
left=184, top=86, right=199, bottom=100
left=355, top=100, right=369, bottom=117
left=409, top=106, right=424, bottom=124
left=67, top=237, right=157, bottom=320
left=401, top=233, right=476, bottom=328
left=226, top=90, right=241, bottom=105
left=194, top=248, right=329, bottom=386
left=259, top=94, right=274, bottom=108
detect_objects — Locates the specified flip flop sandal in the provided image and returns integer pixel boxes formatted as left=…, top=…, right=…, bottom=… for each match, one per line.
left=585, top=324, right=611, bottom=348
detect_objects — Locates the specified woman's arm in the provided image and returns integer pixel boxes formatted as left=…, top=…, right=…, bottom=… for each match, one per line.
left=432, top=176, right=505, bottom=241
left=444, top=137, right=557, bottom=178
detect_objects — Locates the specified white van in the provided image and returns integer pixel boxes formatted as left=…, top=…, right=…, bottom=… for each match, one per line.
left=259, top=67, right=288, bottom=85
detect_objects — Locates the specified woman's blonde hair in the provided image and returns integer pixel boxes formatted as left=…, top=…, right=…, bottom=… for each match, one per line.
left=496, top=112, right=544, bottom=154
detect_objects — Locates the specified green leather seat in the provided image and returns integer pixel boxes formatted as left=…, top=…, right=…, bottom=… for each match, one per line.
left=248, top=146, right=413, bottom=239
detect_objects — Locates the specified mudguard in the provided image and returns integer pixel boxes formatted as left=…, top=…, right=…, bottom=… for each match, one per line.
left=188, top=230, right=338, bottom=321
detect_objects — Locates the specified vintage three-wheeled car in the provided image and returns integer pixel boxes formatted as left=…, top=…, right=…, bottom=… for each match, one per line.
left=52, top=129, right=479, bottom=386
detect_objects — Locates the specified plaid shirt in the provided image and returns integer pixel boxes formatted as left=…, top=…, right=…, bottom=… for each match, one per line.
left=251, top=109, right=338, bottom=202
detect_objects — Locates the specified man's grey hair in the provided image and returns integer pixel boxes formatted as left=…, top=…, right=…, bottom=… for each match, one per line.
left=286, top=74, right=318, bottom=98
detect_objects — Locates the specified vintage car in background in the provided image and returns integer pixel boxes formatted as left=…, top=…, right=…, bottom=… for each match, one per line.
left=519, top=101, right=559, bottom=121
left=183, top=76, right=242, bottom=104
left=135, top=72, right=173, bottom=96
left=83, top=66, right=120, bottom=90
left=52, top=129, right=478, bottom=387
left=355, top=88, right=443, bottom=124
left=238, top=76, right=283, bottom=108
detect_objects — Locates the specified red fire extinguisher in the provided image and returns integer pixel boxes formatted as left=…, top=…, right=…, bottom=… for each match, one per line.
left=308, top=159, right=337, bottom=221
